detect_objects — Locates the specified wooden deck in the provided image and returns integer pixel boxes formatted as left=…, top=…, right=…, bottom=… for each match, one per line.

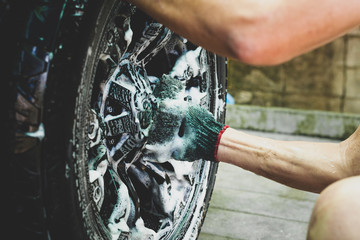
left=198, top=130, right=338, bottom=240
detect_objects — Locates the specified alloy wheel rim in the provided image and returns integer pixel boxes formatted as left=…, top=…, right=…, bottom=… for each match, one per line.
left=81, top=3, right=221, bottom=239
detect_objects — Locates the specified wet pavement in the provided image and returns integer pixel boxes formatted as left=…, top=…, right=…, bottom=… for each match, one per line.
left=198, top=129, right=339, bottom=240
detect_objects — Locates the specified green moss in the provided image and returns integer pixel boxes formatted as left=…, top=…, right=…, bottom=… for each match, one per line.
left=296, top=114, right=316, bottom=135
left=342, top=123, right=357, bottom=140
left=257, top=111, right=267, bottom=126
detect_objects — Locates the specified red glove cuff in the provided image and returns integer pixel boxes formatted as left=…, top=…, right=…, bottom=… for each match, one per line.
left=214, top=125, right=229, bottom=162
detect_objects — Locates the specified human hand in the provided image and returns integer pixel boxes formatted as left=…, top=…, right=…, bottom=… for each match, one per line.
left=144, top=100, right=227, bottom=162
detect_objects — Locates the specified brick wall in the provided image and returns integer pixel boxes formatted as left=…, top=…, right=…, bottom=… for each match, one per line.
left=227, top=27, right=360, bottom=114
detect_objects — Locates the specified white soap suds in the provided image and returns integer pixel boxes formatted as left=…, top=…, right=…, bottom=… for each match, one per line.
left=89, top=159, right=108, bottom=181
left=25, top=123, right=45, bottom=140
left=182, top=162, right=210, bottom=240
left=186, top=87, right=207, bottom=106
left=130, top=218, right=156, bottom=240
left=89, top=170, right=101, bottom=183
left=170, top=47, right=202, bottom=79
left=124, top=28, right=133, bottom=48
left=108, top=177, right=132, bottom=240
left=90, top=23, right=224, bottom=238
left=87, top=46, right=92, bottom=56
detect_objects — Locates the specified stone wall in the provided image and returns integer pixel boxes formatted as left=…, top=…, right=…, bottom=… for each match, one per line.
left=227, top=27, right=360, bottom=114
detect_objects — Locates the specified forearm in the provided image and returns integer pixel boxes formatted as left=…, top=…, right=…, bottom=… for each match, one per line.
left=127, top=0, right=360, bottom=65
left=126, top=0, right=239, bottom=59
left=217, top=128, right=350, bottom=193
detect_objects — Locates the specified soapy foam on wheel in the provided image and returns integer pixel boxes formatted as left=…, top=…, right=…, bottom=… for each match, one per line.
left=108, top=180, right=131, bottom=238
left=145, top=43, right=226, bottom=239
left=170, top=47, right=203, bottom=79
left=89, top=20, right=220, bottom=239
left=133, top=47, right=208, bottom=238
left=144, top=99, right=196, bottom=162
left=136, top=47, right=207, bottom=238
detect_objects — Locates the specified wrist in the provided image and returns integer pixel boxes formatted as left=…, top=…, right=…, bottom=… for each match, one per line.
left=214, top=125, right=229, bottom=162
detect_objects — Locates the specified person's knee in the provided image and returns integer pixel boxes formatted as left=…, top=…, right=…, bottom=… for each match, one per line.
left=307, top=176, right=360, bottom=240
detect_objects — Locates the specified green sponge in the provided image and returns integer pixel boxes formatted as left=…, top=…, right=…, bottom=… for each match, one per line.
left=152, top=74, right=184, bottom=100
left=148, top=103, right=184, bottom=144
left=148, top=102, right=227, bottom=162
left=148, top=75, right=228, bottom=162
left=174, top=105, right=226, bottom=161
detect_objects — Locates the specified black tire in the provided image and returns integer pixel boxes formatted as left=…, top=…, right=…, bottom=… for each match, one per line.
left=5, top=0, right=227, bottom=239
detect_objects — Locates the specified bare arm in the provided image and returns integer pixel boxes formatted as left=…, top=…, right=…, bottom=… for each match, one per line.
left=217, top=127, right=360, bottom=193
left=127, top=0, right=360, bottom=65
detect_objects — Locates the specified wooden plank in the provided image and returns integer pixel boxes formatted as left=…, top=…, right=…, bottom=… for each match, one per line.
left=200, top=207, right=309, bottom=240
left=198, top=232, right=244, bottom=240
left=209, top=187, right=315, bottom=222
left=214, top=163, right=319, bottom=202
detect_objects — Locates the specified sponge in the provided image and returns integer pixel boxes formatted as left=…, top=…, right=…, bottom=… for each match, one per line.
left=147, top=75, right=228, bottom=162
left=152, top=74, right=184, bottom=100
